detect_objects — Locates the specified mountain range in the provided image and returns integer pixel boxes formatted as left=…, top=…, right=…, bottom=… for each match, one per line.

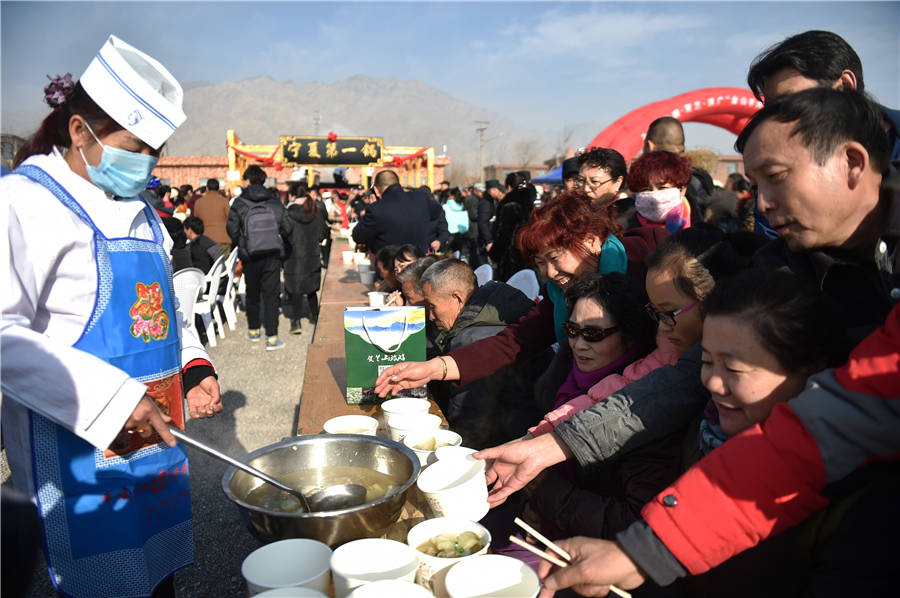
left=3, top=75, right=588, bottom=180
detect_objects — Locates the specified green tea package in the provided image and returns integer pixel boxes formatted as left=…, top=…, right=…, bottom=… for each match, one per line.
left=344, top=306, right=427, bottom=404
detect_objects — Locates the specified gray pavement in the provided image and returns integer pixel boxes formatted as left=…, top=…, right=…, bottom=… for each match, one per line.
left=4, top=295, right=318, bottom=597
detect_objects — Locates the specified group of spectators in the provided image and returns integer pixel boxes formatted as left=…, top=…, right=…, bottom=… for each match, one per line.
left=367, top=29, right=899, bottom=597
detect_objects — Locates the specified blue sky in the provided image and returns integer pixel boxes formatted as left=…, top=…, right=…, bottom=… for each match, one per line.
left=2, top=1, right=898, bottom=153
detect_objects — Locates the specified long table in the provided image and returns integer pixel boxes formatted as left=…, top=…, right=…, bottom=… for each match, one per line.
left=296, top=240, right=445, bottom=547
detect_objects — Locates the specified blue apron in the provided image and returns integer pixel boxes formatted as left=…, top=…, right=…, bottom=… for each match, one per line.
left=14, top=165, right=193, bottom=598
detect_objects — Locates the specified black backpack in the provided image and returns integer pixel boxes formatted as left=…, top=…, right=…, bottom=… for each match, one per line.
left=242, top=201, right=282, bottom=256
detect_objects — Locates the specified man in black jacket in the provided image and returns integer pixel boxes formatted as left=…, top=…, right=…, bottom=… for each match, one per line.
left=183, top=216, right=222, bottom=274
left=226, top=165, right=293, bottom=350
left=352, top=170, right=447, bottom=253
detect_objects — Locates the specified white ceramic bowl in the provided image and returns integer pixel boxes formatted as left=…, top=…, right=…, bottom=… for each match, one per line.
left=416, top=456, right=489, bottom=521
left=241, top=538, right=332, bottom=595
left=403, top=429, right=463, bottom=467
left=406, top=517, right=491, bottom=598
left=330, top=538, right=420, bottom=598
left=381, top=398, right=431, bottom=426
left=347, top=580, right=433, bottom=597
left=444, top=554, right=540, bottom=597
left=388, top=413, right=442, bottom=443
left=323, top=415, right=379, bottom=436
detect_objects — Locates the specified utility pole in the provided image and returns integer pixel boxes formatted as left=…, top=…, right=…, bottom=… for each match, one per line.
left=313, top=110, right=321, bottom=136
left=475, top=120, right=490, bottom=184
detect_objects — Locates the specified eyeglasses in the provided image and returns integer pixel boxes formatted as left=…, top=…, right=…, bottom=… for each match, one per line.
left=644, top=300, right=698, bottom=327
left=573, top=177, right=614, bottom=189
left=561, top=321, right=620, bottom=342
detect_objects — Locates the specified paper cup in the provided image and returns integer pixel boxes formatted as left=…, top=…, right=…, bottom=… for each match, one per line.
left=381, top=398, right=430, bottom=427
left=444, top=554, right=540, bottom=598
left=359, top=270, right=375, bottom=286
left=354, top=254, right=370, bottom=265
left=255, top=589, right=327, bottom=597
left=406, top=517, right=491, bottom=597
left=242, top=538, right=332, bottom=595
left=347, top=580, right=433, bottom=598
left=342, top=250, right=355, bottom=265
left=331, top=538, right=420, bottom=598
left=416, top=456, right=489, bottom=521
left=435, top=446, right=477, bottom=462
left=387, top=413, right=441, bottom=443
left=403, top=429, right=463, bottom=467
left=368, top=291, right=389, bottom=306
left=323, top=415, right=378, bottom=436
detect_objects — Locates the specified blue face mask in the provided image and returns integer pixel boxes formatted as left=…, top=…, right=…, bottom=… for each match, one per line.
left=78, top=121, right=158, bottom=198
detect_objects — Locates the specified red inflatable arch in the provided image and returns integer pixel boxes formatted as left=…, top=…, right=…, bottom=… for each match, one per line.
left=586, top=87, right=764, bottom=163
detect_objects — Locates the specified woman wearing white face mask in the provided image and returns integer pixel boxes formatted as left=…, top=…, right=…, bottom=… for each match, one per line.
left=1, top=36, right=221, bottom=598
left=626, top=151, right=694, bottom=233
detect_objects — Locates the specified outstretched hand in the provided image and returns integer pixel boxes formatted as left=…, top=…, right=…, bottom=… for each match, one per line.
left=537, top=537, right=646, bottom=598
left=185, top=375, right=223, bottom=419
left=374, top=358, right=446, bottom=397
left=474, top=432, right=572, bottom=507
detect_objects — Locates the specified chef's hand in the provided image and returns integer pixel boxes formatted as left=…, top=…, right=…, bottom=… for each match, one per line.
left=474, top=432, right=572, bottom=507
left=125, top=395, right=176, bottom=447
left=186, top=375, right=223, bottom=419
left=537, top=537, right=646, bottom=597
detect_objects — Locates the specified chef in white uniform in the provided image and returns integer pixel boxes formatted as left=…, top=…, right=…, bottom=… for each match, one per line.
left=1, top=35, right=222, bottom=598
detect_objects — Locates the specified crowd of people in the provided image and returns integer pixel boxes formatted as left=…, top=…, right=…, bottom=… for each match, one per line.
left=1, top=27, right=898, bottom=598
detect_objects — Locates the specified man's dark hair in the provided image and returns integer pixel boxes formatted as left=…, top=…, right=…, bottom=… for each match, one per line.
left=747, top=30, right=864, bottom=101
left=242, top=165, right=267, bottom=185
left=645, top=117, right=685, bottom=153
left=288, top=181, right=309, bottom=198
left=576, top=148, right=627, bottom=181
left=206, top=178, right=220, bottom=191
left=373, top=170, right=400, bottom=191
left=735, top=88, right=890, bottom=175
left=183, top=216, right=204, bottom=235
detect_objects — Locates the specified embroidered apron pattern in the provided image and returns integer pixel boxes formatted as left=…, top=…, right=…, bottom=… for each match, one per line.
left=14, top=165, right=193, bottom=598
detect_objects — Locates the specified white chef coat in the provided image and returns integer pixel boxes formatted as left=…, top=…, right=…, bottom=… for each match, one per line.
left=1, top=148, right=210, bottom=496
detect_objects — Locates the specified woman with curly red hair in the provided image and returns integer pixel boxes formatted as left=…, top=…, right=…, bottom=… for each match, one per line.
left=626, top=151, right=693, bottom=232
left=374, top=191, right=668, bottom=396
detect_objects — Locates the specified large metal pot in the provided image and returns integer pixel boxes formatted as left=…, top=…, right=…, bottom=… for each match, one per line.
left=222, top=434, right=420, bottom=547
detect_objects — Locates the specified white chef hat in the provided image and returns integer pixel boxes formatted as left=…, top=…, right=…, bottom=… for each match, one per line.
left=80, top=35, right=186, bottom=150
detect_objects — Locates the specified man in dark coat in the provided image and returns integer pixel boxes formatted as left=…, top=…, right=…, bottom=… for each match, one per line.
left=226, top=165, right=293, bottom=349
left=421, top=259, right=552, bottom=449
left=463, top=184, right=482, bottom=267
left=183, top=216, right=223, bottom=274
left=352, top=171, right=447, bottom=254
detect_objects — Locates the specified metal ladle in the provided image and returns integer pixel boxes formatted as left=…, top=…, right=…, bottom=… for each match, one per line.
left=170, top=427, right=368, bottom=512
left=168, top=427, right=313, bottom=511
left=169, top=427, right=369, bottom=513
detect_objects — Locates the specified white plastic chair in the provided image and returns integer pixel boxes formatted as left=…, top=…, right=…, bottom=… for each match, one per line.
left=473, top=263, right=493, bottom=287
left=217, top=249, right=240, bottom=331
left=195, top=254, right=226, bottom=346
left=506, top=268, right=540, bottom=300
left=172, top=267, right=205, bottom=342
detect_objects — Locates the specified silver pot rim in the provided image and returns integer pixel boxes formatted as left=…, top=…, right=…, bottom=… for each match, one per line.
left=220, top=433, right=421, bottom=517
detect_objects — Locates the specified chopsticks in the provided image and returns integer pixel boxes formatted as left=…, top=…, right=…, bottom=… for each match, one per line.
left=512, top=517, right=632, bottom=598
